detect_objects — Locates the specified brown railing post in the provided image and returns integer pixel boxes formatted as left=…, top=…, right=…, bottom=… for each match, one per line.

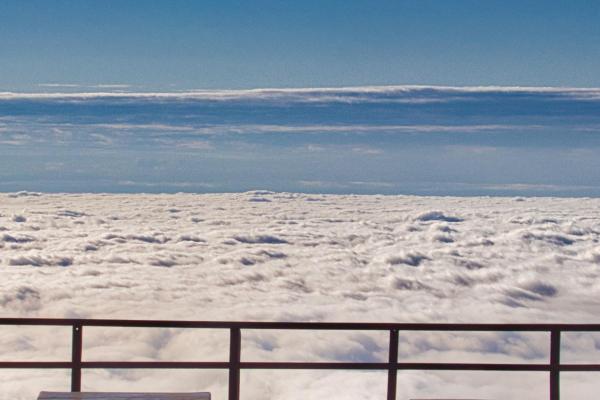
left=229, top=327, right=241, bottom=400
left=550, top=329, right=561, bottom=400
left=387, top=329, right=399, bottom=400
left=71, top=323, right=83, bottom=392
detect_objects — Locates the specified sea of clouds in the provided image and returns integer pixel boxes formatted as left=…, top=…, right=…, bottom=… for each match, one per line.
left=1, top=192, right=600, bottom=399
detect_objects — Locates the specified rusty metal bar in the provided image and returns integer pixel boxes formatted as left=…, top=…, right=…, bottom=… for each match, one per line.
left=229, top=328, right=241, bottom=400
left=0, top=361, right=72, bottom=368
left=71, top=323, right=83, bottom=392
left=558, top=364, right=600, bottom=372
left=2, top=318, right=600, bottom=331
left=550, top=330, right=561, bottom=400
left=238, top=361, right=388, bottom=370
left=0, top=361, right=555, bottom=371
left=387, top=329, right=399, bottom=400
left=80, top=361, right=230, bottom=369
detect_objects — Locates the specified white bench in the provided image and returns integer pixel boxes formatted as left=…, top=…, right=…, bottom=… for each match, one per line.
left=38, top=392, right=210, bottom=400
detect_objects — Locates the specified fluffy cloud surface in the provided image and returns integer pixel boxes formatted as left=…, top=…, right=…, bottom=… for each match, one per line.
left=1, top=192, right=600, bottom=398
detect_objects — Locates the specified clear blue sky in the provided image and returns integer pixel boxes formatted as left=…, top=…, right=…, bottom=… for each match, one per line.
left=1, top=0, right=599, bottom=90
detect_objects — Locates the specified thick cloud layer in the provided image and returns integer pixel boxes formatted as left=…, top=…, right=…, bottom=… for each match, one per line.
left=1, top=192, right=600, bottom=399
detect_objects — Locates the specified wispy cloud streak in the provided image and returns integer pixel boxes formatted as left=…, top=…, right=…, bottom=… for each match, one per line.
left=3, top=85, right=600, bottom=103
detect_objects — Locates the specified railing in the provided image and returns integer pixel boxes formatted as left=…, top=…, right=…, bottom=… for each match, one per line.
left=1, top=319, right=600, bottom=400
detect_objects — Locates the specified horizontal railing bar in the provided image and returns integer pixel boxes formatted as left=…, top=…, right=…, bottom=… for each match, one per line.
left=0, top=361, right=229, bottom=369
left=397, top=362, right=549, bottom=371
left=237, top=362, right=551, bottom=371
left=3, top=318, right=600, bottom=331
left=0, top=362, right=72, bottom=368
left=559, top=364, right=600, bottom=372
left=240, top=362, right=389, bottom=370
left=82, top=361, right=230, bottom=369
left=4, top=360, right=600, bottom=372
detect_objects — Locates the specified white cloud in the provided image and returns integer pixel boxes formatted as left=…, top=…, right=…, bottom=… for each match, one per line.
left=0, top=133, right=32, bottom=146
left=91, top=84, right=132, bottom=89
left=245, top=123, right=526, bottom=134
left=1, top=193, right=600, bottom=398
left=38, top=83, right=132, bottom=89
left=4, top=84, right=600, bottom=102
left=175, top=140, right=214, bottom=150
left=87, top=122, right=530, bottom=135
left=116, top=180, right=215, bottom=188
left=90, top=123, right=196, bottom=131
left=348, top=181, right=395, bottom=188
left=351, top=146, right=384, bottom=155
left=37, top=83, right=81, bottom=88
left=297, top=180, right=347, bottom=188
left=89, top=133, right=114, bottom=146
left=299, top=180, right=395, bottom=189
left=478, top=183, right=600, bottom=192
left=305, top=144, right=326, bottom=152
left=444, top=145, right=499, bottom=154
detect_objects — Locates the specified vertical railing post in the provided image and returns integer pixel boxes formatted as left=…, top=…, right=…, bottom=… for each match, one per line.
left=550, top=329, right=561, bottom=400
left=71, top=323, right=83, bottom=392
left=229, top=327, right=241, bottom=400
left=387, top=329, right=399, bottom=400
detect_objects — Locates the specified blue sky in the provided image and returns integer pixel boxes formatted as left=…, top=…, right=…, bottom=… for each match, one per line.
left=1, top=1, right=600, bottom=196
left=1, top=87, right=600, bottom=196
left=1, top=0, right=599, bottom=89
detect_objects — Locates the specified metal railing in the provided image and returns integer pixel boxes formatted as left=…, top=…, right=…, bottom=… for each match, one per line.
left=1, top=319, right=600, bottom=400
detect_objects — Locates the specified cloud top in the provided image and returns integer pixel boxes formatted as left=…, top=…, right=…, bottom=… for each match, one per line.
left=1, top=193, right=600, bottom=398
